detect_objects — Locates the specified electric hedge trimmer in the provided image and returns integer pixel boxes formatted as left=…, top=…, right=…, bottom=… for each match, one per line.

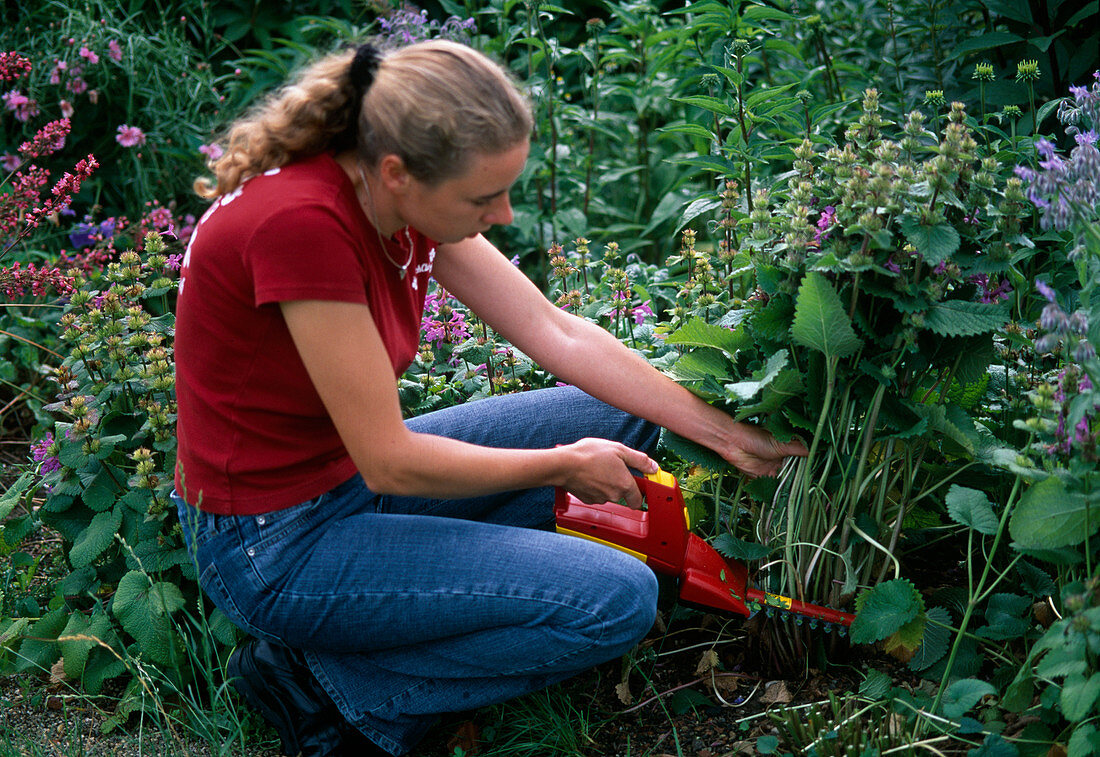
left=555, top=469, right=854, bottom=631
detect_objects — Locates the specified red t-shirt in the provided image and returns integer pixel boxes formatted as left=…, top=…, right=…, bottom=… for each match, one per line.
left=173, top=153, right=436, bottom=515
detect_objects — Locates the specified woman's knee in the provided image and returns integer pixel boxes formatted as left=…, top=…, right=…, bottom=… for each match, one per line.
left=592, top=552, right=659, bottom=652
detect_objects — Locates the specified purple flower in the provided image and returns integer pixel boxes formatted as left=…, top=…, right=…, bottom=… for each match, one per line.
left=1036, top=280, right=1057, bottom=303
left=68, top=222, right=97, bottom=248
left=979, top=278, right=1011, bottom=304
left=1076, top=130, right=1098, bottom=146
left=1036, top=138, right=1057, bottom=159
left=30, top=433, right=61, bottom=474
left=633, top=301, right=655, bottom=325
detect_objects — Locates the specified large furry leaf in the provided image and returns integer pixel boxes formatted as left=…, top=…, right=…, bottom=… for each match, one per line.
left=790, top=272, right=861, bottom=359
left=112, top=570, right=184, bottom=666
left=900, top=218, right=960, bottom=265
left=725, top=350, right=789, bottom=401
left=1010, top=476, right=1099, bottom=549
left=924, top=300, right=1009, bottom=337
left=665, top=317, right=749, bottom=357
left=69, top=507, right=123, bottom=569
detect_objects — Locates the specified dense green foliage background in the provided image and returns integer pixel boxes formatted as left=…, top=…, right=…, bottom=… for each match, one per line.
left=1, top=0, right=1099, bottom=754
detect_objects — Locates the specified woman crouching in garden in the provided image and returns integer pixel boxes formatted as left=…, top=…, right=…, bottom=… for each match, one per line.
left=171, top=39, right=805, bottom=756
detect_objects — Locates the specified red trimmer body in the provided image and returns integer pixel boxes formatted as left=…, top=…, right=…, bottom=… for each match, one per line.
left=554, top=470, right=854, bottom=628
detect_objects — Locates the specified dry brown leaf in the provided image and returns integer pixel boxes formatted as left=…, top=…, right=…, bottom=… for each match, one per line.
left=615, top=681, right=634, bottom=705
left=761, top=680, right=792, bottom=704
left=1046, top=746, right=1068, bottom=757
left=712, top=673, right=741, bottom=695
left=49, top=658, right=66, bottom=684
left=695, top=649, right=720, bottom=675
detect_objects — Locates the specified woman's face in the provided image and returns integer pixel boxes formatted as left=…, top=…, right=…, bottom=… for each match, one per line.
left=395, top=140, right=529, bottom=245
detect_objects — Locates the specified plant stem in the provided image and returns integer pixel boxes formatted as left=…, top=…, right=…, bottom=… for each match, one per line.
left=929, top=474, right=1023, bottom=718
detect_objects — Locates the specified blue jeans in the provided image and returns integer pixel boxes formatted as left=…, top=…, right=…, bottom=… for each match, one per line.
left=173, top=386, right=661, bottom=755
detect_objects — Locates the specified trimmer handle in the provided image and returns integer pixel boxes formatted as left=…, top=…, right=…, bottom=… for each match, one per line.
left=553, top=469, right=691, bottom=575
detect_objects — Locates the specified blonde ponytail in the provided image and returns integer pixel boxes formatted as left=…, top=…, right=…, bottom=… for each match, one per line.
left=195, top=40, right=531, bottom=198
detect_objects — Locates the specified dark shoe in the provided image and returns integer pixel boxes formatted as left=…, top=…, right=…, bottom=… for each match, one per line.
left=228, top=639, right=387, bottom=756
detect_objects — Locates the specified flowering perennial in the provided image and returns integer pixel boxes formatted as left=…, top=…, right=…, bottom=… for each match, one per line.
left=0, top=261, right=74, bottom=299
left=0, top=52, right=32, bottom=81
left=115, top=124, right=146, bottom=148
left=1014, top=72, right=1100, bottom=243
left=18, top=118, right=70, bottom=159
left=421, top=286, right=472, bottom=348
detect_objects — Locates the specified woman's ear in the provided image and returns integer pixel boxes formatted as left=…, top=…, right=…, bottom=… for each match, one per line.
left=378, top=154, right=411, bottom=194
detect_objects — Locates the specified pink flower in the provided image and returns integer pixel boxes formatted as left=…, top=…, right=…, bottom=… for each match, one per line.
left=3, top=88, right=27, bottom=111
left=115, top=124, right=146, bottom=147
left=145, top=206, right=173, bottom=229
left=59, top=99, right=74, bottom=118
left=198, top=143, right=223, bottom=161
left=1, top=152, right=21, bottom=172
left=66, top=77, right=88, bottom=95
left=0, top=52, right=33, bottom=82
left=107, top=40, right=123, bottom=62
left=48, top=59, right=66, bottom=85
left=18, top=118, right=70, bottom=158
left=78, top=45, right=99, bottom=64
left=1, top=89, right=37, bottom=122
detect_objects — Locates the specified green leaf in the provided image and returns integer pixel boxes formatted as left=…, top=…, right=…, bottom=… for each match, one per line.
left=82, top=467, right=121, bottom=512
left=0, top=472, right=35, bottom=520
left=941, top=678, right=997, bottom=719
left=790, top=272, right=862, bottom=359
left=725, top=350, right=789, bottom=401
left=14, top=606, right=67, bottom=674
left=1002, top=667, right=1034, bottom=713
left=976, top=593, right=1031, bottom=641
left=670, top=95, right=732, bottom=116
left=909, top=607, right=952, bottom=672
left=675, top=198, right=722, bottom=235
left=111, top=570, right=182, bottom=666
left=734, top=369, right=804, bottom=420
left=850, top=579, right=924, bottom=644
left=69, top=507, right=123, bottom=569
left=1062, top=673, right=1100, bottom=723
left=666, top=317, right=749, bottom=357
left=948, top=31, right=1026, bottom=59
left=712, top=533, right=771, bottom=561
left=1067, top=723, right=1100, bottom=757
left=741, top=4, right=794, bottom=22
left=945, top=485, right=999, bottom=535
left=1010, top=476, right=1099, bottom=549
left=657, top=123, right=718, bottom=140
left=1015, top=561, right=1056, bottom=598
left=900, top=219, right=960, bottom=265
left=967, top=732, right=1020, bottom=757
left=756, top=735, right=779, bottom=754
left=660, top=430, right=729, bottom=472
left=860, top=668, right=893, bottom=698
left=925, top=301, right=1010, bottom=337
